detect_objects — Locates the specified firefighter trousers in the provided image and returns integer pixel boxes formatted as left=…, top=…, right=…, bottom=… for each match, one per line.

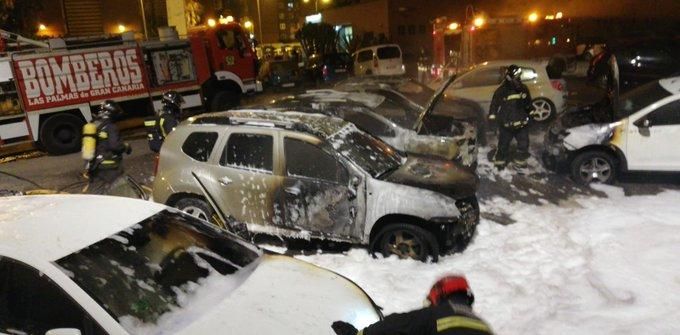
left=493, top=126, right=529, bottom=166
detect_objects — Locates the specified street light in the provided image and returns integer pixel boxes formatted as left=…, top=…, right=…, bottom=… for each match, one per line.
left=528, top=12, right=539, bottom=23
left=448, top=22, right=459, bottom=31
left=118, top=24, right=127, bottom=33
left=473, top=16, right=485, bottom=28
left=244, top=20, right=253, bottom=29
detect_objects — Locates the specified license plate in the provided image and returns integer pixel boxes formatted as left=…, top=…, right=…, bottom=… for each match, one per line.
left=335, top=68, right=347, bottom=73
left=282, top=83, right=295, bottom=88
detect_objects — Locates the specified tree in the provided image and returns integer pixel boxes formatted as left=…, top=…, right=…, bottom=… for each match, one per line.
left=295, top=23, right=338, bottom=56
left=0, top=0, right=45, bottom=37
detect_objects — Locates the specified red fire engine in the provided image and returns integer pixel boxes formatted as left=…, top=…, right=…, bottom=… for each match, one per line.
left=0, top=22, right=261, bottom=155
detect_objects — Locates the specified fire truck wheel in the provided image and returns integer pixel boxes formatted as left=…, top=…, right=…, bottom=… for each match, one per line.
left=39, top=113, right=84, bottom=155
left=211, top=91, right=241, bottom=112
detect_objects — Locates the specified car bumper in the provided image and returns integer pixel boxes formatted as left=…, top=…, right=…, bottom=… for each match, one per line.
left=541, top=131, right=570, bottom=171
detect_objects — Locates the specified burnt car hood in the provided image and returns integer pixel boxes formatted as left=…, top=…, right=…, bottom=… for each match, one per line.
left=383, top=155, right=478, bottom=199
left=557, top=99, right=615, bottom=130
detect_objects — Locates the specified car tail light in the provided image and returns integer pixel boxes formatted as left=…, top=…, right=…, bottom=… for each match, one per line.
left=550, top=79, right=564, bottom=91
left=153, top=154, right=160, bottom=176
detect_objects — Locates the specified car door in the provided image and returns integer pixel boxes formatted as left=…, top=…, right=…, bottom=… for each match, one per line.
left=202, top=129, right=284, bottom=227
left=0, top=258, right=107, bottom=335
left=281, top=133, right=360, bottom=238
left=626, top=98, right=680, bottom=171
left=449, top=66, right=503, bottom=113
left=355, top=49, right=375, bottom=76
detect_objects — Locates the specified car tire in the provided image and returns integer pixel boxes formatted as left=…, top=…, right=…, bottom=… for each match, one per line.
left=210, top=90, right=241, bottom=112
left=531, top=98, right=556, bottom=122
left=452, top=196, right=480, bottom=252
left=39, top=113, right=84, bottom=155
left=570, top=151, right=617, bottom=185
left=373, top=224, right=439, bottom=262
left=175, top=198, right=216, bottom=222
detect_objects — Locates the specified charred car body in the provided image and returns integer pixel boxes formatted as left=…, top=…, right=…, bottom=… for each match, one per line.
left=153, top=110, right=479, bottom=261
left=259, top=89, right=478, bottom=168
left=543, top=77, right=680, bottom=184
left=335, top=76, right=487, bottom=144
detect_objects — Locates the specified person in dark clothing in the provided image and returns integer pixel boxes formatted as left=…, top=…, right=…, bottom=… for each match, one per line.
left=145, top=91, right=184, bottom=152
left=332, top=275, right=493, bottom=335
left=84, top=100, right=131, bottom=194
left=488, top=65, right=534, bottom=169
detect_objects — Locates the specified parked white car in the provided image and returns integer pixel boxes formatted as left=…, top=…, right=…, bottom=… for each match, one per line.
left=0, top=195, right=381, bottom=335
left=543, top=76, right=680, bottom=184
left=354, top=44, right=406, bottom=76
left=447, top=60, right=567, bottom=122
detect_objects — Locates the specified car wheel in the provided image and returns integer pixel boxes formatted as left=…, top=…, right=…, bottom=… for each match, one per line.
left=374, top=224, right=439, bottom=262
left=39, top=113, right=84, bottom=155
left=210, top=90, right=241, bottom=112
left=175, top=198, right=215, bottom=222
left=452, top=197, right=480, bottom=252
left=570, top=151, right=617, bottom=185
left=531, top=98, right=556, bottom=122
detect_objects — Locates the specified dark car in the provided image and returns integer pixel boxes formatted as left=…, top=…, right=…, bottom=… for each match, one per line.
left=307, top=53, right=353, bottom=83
left=612, top=39, right=680, bottom=92
left=261, top=59, right=300, bottom=88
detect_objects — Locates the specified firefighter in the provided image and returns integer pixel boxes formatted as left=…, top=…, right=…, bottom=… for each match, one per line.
left=145, top=91, right=184, bottom=153
left=332, top=275, right=493, bottom=335
left=488, top=65, right=534, bottom=169
left=82, top=100, right=131, bottom=194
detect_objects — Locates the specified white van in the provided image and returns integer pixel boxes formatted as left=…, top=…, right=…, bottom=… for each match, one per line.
left=354, top=44, right=406, bottom=76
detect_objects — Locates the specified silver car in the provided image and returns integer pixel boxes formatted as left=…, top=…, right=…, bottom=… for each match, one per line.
left=153, top=110, right=479, bottom=261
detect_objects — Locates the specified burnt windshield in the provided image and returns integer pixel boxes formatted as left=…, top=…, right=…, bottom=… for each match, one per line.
left=617, top=81, right=672, bottom=119
left=330, top=126, right=402, bottom=178
left=56, top=210, right=261, bottom=333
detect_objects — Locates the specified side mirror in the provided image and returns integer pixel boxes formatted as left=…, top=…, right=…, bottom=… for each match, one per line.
left=46, top=329, right=82, bottom=335
left=635, top=118, right=651, bottom=128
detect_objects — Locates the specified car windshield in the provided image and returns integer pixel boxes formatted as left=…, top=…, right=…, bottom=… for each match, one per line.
left=369, top=89, right=422, bottom=128
left=617, top=81, right=672, bottom=118
left=329, top=125, right=402, bottom=178
left=56, top=210, right=261, bottom=334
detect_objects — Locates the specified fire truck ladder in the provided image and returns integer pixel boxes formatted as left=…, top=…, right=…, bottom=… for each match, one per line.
left=0, top=29, right=50, bottom=49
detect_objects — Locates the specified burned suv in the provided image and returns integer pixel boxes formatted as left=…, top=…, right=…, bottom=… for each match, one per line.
left=260, top=89, right=478, bottom=168
left=153, top=110, right=479, bottom=261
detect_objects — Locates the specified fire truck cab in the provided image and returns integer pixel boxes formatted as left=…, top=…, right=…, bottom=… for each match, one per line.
left=0, top=22, right=260, bottom=155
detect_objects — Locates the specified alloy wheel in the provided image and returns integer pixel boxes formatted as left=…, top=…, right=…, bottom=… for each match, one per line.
left=182, top=206, right=209, bottom=221
left=579, top=157, right=612, bottom=183
left=383, top=230, right=425, bottom=260
left=531, top=99, right=553, bottom=121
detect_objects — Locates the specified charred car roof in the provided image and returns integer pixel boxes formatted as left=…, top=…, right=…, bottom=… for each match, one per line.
left=188, top=109, right=353, bottom=139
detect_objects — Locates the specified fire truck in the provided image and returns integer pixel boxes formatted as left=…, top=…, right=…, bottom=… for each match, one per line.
left=0, top=22, right=261, bottom=155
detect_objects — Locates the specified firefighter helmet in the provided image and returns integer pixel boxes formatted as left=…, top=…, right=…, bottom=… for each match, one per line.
left=162, top=91, right=185, bottom=108
left=426, top=275, right=474, bottom=306
left=93, top=100, right=122, bottom=120
left=505, top=64, right=522, bottom=81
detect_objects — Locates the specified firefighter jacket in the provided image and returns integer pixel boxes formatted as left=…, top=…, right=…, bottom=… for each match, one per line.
left=145, top=106, right=179, bottom=153
left=358, top=300, right=493, bottom=335
left=94, top=120, right=127, bottom=169
left=489, top=80, right=533, bottom=129
left=158, top=107, right=179, bottom=138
